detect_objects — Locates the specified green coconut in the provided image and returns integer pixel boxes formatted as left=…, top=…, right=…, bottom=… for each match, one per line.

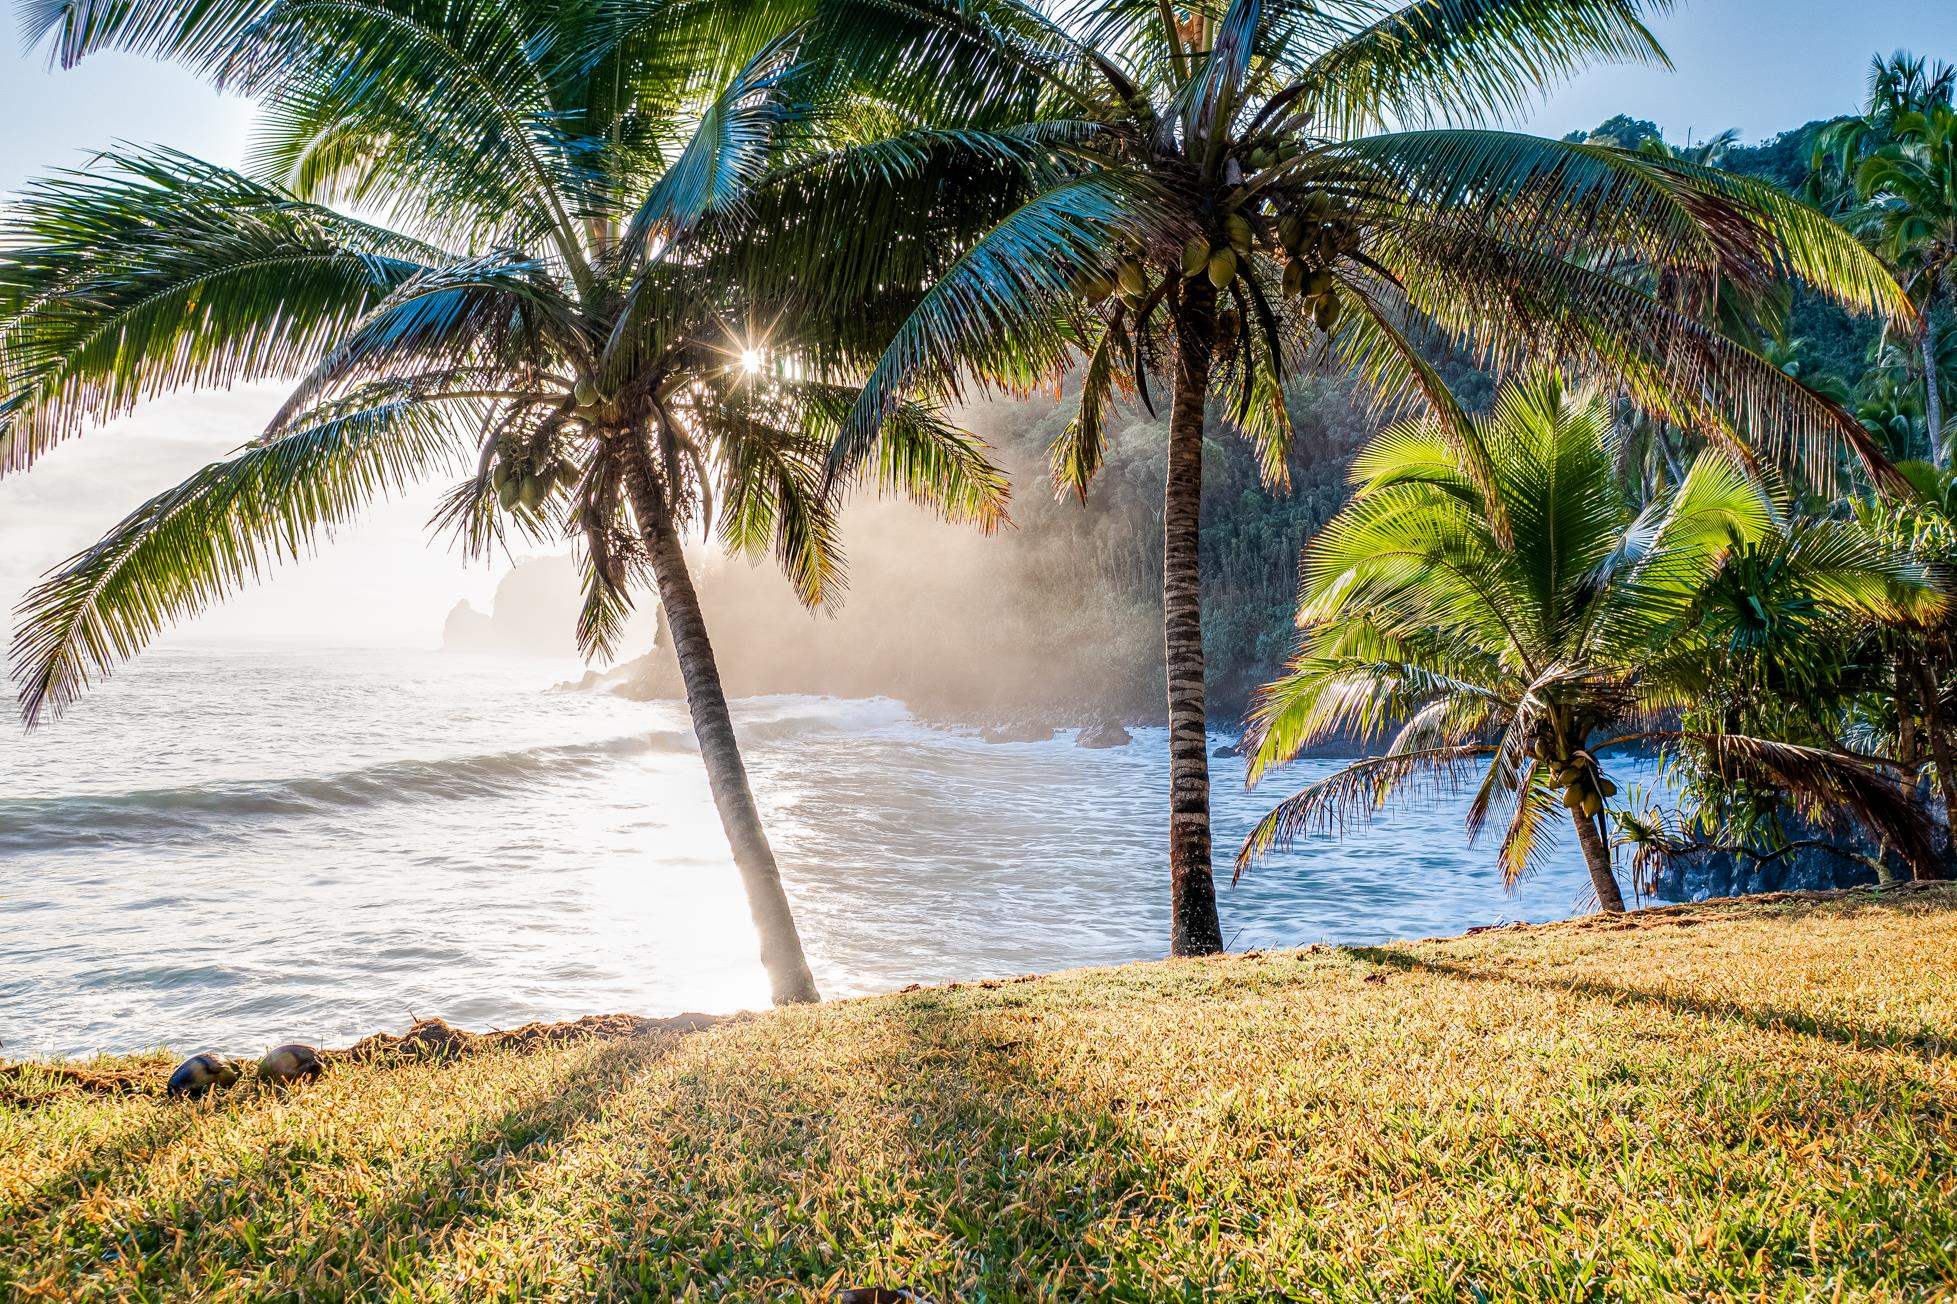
left=1223, top=212, right=1253, bottom=255
left=1182, top=236, right=1210, bottom=278
left=1282, top=258, right=1307, bottom=297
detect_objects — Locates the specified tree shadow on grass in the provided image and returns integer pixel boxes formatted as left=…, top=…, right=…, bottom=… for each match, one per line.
left=4, top=1080, right=280, bottom=1231
left=580, top=992, right=1207, bottom=1302
left=569, top=972, right=1957, bottom=1300
left=12, top=1034, right=682, bottom=1298
left=266, top=1034, right=678, bottom=1296
left=1341, top=945, right=1956, bottom=1062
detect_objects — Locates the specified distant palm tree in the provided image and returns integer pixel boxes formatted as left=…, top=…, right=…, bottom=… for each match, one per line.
left=1633, top=127, right=1740, bottom=168
left=819, top=0, right=1912, bottom=952
left=1237, top=374, right=1939, bottom=910
left=1851, top=104, right=1957, bottom=464
left=1, top=0, right=1007, bottom=1004
left=1855, top=367, right=1929, bottom=462
left=1814, top=51, right=1955, bottom=178
left=1814, top=53, right=1957, bottom=466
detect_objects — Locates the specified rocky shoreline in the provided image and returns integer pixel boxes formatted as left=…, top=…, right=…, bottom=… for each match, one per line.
left=546, top=649, right=1390, bottom=757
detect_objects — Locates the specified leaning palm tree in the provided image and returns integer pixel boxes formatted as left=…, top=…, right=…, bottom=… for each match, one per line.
left=1236, top=374, right=1941, bottom=910
left=2, top=0, right=1007, bottom=1004
left=814, top=0, right=1912, bottom=953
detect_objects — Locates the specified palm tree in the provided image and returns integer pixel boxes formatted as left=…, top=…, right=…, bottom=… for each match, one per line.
left=817, top=0, right=1912, bottom=953
left=1814, top=53, right=1957, bottom=466
left=1855, top=365, right=1929, bottom=462
left=2, top=0, right=1008, bottom=1005
left=1852, top=104, right=1957, bottom=464
left=1813, top=51, right=1955, bottom=182
left=1236, top=374, right=1940, bottom=910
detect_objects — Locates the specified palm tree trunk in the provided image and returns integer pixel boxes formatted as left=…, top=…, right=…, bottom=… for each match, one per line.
left=620, top=432, right=820, bottom=1004
left=1907, top=652, right=1955, bottom=881
left=1923, top=320, right=1945, bottom=469
left=1164, top=279, right=1225, bottom=957
left=1570, top=809, right=1627, bottom=913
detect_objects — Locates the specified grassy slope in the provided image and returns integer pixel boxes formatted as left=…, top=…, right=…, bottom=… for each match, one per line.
left=4, top=887, right=1956, bottom=1301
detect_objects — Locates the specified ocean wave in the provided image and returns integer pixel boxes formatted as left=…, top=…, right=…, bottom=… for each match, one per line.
left=0, top=731, right=694, bottom=853
left=0, top=697, right=944, bottom=855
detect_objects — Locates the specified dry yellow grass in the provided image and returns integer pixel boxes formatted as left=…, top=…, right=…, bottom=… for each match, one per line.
left=5, top=885, right=1956, bottom=1300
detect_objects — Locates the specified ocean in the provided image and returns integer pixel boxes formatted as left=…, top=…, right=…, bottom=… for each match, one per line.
left=3, top=646, right=1618, bottom=1057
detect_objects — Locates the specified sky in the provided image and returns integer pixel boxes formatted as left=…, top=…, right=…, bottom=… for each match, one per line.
left=3, top=0, right=1956, bottom=653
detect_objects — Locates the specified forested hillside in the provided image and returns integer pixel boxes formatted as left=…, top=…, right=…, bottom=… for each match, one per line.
left=959, top=106, right=1942, bottom=719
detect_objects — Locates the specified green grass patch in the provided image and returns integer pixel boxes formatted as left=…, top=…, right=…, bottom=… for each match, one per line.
left=5, top=886, right=1956, bottom=1299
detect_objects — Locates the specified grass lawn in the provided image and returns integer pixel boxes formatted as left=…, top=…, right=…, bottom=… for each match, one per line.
left=4, top=885, right=1956, bottom=1300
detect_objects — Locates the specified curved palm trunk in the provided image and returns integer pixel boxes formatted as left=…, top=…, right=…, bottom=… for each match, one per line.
left=620, top=433, right=820, bottom=1005
left=1570, top=809, right=1627, bottom=913
left=1164, top=280, right=1225, bottom=957
left=1924, top=320, right=1945, bottom=469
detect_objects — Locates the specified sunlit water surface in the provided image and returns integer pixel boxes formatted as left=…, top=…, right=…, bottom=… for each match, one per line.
left=3, top=648, right=1641, bottom=1057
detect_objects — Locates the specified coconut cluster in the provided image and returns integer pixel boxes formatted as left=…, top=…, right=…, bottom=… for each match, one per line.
left=1530, top=739, right=1620, bottom=818
left=1077, top=168, right=1359, bottom=345
left=490, top=425, right=578, bottom=513
left=166, top=1043, right=324, bottom=1100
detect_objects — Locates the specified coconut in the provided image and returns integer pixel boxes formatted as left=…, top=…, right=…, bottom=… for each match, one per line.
left=1206, top=248, right=1238, bottom=289
left=1223, top=213, right=1253, bottom=255
left=1181, top=236, right=1210, bottom=278
left=258, top=1043, right=324, bottom=1086
left=1313, top=294, right=1342, bottom=331
left=1116, top=260, right=1148, bottom=297
left=167, top=1054, right=241, bottom=1100
left=1282, top=258, right=1306, bottom=298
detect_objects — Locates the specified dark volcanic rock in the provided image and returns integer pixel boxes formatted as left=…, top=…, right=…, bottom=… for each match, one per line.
left=1076, top=721, right=1133, bottom=749
left=981, top=721, right=1057, bottom=744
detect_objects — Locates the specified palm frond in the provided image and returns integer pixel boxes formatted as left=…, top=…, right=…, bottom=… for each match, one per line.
left=830, top=170, right=1187, bottom=479
left=621, top=35, right=802, bottom=260
left=1235, top=744, right=1495, bottom=877
left=12, top=394, right=472, bottom=724
left=1049, top=322, right=1119, bottom=500
left=1653, top=731, right=1936, bottom=876
left=1286, top=0, right=1671, bottom=136
left=0, top=148, right=440, bottom=474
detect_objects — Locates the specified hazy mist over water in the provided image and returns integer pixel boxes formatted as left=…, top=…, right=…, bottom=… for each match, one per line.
left=1, top=646, right=1639, bottom=1058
